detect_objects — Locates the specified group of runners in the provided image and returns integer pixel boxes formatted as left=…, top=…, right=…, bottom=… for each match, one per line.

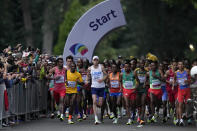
left=47, top=54, right=197, bottom=126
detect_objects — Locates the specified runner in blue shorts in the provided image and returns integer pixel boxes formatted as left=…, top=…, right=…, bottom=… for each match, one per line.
left=160, top=61, right=169, bottom=123
left=86, top=56, right=108, bottom=124
left=108, top=63, right=122, bottom=124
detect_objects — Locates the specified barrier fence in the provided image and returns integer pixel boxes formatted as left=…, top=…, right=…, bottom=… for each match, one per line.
left=0, top=79, right=48, bottom=128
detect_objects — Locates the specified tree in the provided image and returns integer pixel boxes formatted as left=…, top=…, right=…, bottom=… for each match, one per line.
left=21, top=0, right=34, bottom=48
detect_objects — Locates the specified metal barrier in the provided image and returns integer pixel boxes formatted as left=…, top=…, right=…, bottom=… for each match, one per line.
left=0, top=79, right=48, bottom=128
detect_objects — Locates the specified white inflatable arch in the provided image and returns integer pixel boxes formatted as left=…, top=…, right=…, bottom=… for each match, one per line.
left=63, top=0, right=126, bottom=64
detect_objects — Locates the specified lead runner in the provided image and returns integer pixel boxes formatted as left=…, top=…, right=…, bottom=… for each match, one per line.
left=86, top=56, right=108, bottom=124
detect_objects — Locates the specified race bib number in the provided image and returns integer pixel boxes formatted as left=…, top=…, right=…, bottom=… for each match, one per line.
left=92, top=72, right=102, bottom=81
left=110, top=80, right=119, bottom=88
left=138, top=76, right=145, bottom=83
left=56, top=76, right=64, bottom=83
left=82, top=75, right=87, bottom=82
left=178, top=78, right=187, bottom=86
left=152, top=79, right=161, bottom=88
left=169, top=77, right=173, bottom=82
left=124, top=81, right=133, bottom=89
left=67, top=81, right=76, bottom=88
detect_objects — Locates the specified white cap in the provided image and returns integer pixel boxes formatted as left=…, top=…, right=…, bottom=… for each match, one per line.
left=92, top=56, right=99, bottom=60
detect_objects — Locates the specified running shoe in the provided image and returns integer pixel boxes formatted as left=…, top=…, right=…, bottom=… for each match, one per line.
left=9, top=121, right=15, bottom=125
left=2, top=123, right=9, bottom=127
left=104, top=114, right=109, bottom=118
left=187, top=119, right=192, bottom=125
left=68, top=119, right=74, bottom=124
left=179, top=119, right=185, bottom=126
left=151, top=116, right=157, bottom=123
left=113, top=118, right=118, bottom=124
left=50, top=113, right=55, bottom=119
left=126, top=119, right=132, bottom=125
left=174, top=119, right=179, bottom=126
left=59, top=116, right=64, bottom=122
left=77, top=114, right=82, bottom=119
left=83, top=114, right=87, bottom=120
left=94, top=120, right=101, bottom=125
left=139, top=120, right=145, bottom=125
left=77, top=116, right=83, bottom=122
left=109, top=113, right=114, bottom=119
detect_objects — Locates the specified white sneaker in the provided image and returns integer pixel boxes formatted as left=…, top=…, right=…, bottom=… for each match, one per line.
left=167, top=114, right=170, bottom=119
left=113, top=118, right=118, bottom=124
left=151, top=116, right=157, bottom=123
left=179, top=119, right=185, bottom=126
left=68, top=119, right=74, bottom=124
left=126, top=119, right=132, bottom=125
left=83, top=114, right=87, bottom=120
left=57, top=111, right=60, bottom=118
left=95, top=120, right=101, bottom=125
left=174, top=119, right=179, bottom=126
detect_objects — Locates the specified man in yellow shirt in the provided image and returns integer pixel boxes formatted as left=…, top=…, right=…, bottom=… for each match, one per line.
left=65, top=62, right=84, bottom=124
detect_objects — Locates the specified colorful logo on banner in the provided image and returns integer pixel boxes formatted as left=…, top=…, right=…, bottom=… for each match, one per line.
left=69, top=43, right=88, bottom=56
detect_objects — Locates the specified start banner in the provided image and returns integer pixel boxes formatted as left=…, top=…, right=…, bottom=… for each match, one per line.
left=63, top=0, right=126, bottom=64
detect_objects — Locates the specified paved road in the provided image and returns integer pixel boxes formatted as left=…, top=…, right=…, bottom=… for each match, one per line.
left=2, top=115, right=197, bottom=131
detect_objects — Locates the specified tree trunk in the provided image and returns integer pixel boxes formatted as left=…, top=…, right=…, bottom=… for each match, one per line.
left=42, top=0, right=69, bottom=55
left=21, top=0, right=33, bottom=48
left=42, top=7, right=53, bottom=54
left=42, top=6, right=54, bottom=55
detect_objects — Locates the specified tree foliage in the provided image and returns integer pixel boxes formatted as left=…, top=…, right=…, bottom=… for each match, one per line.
left=55, top=0, right=197, bottom=61
left=1, top=0, right=197, bottom=61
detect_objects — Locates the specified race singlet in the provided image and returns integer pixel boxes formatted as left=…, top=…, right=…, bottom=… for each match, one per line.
left=149, top=70, right=161, bottom=89
left=90, top=64, right=105, bottom=88
left=176, top=70, right=189, bottom=89
left=122, top=71, right=136, bottom=89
